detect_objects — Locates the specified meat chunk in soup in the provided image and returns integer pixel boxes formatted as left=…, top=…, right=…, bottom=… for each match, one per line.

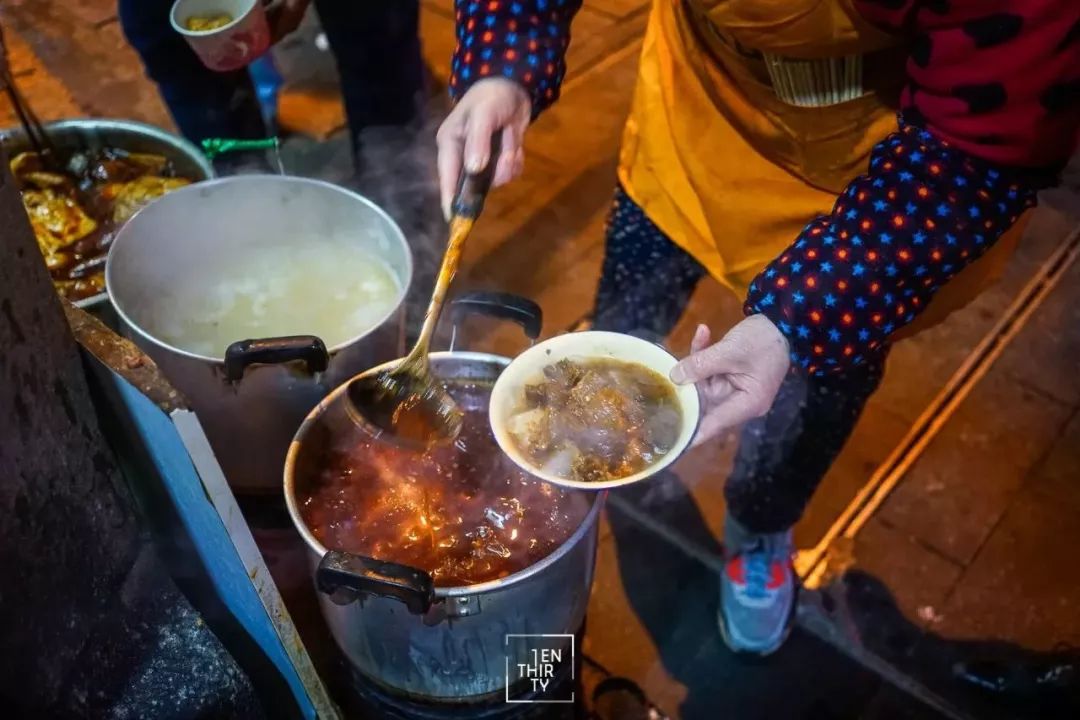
left=509, top=358, right=682, bottom=483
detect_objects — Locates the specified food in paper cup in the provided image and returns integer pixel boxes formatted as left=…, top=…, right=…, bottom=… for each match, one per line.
left=185, top=14, right=233, bottom=32
left=171, top=0, right=270, bottom=72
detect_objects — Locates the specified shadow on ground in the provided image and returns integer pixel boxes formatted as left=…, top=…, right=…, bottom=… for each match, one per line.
left=833, top=570, right=1080, bottom=720
left=595, top=471, right=1080, bottom=719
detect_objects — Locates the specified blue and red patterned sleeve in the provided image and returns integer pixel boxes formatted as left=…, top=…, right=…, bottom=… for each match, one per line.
left=752, top=1, right=1076, bottom=375
left=450, top=0, right=583, bottom=118
left=744, top=123, right=1042, bottom=376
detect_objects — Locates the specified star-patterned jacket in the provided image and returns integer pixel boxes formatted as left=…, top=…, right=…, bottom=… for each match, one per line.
left=449, top=0, right=1079, bottom=375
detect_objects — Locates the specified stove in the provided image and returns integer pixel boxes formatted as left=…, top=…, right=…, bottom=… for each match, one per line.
left=317, top=620, right=587, bottom=719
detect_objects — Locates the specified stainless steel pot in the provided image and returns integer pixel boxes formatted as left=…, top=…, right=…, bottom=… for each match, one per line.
left=284, top=293, right=604, bottom=702
left=107, top=175, right=412, bottom=493
left=0, top=118, right=215, bottom=310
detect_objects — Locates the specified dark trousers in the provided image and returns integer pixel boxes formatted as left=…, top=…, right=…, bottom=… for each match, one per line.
left=118, top=0, right=423, bottom=145
left=593, top=187, right=886, bottom=535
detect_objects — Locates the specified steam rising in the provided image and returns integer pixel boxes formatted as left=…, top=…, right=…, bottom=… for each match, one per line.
left=351, top=107, right=451, bottom=346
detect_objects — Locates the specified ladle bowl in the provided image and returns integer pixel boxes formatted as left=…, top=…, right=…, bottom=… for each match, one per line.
left=341, top=135, right=500, bottom=446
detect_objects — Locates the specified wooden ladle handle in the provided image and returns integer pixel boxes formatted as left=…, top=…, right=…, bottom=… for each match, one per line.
left=451, top=132, right=503, bottom=220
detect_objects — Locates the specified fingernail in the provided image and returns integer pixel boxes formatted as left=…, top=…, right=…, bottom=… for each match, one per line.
left=466, top=154, right=485, bottom=173
left=670, top=364, right=688, bottom=384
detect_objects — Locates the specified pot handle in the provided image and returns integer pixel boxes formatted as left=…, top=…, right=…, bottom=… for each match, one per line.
left=447, top=292, right=543, bottom=350
left=223, top=335, right=330, bottom=382
left=316, top=551, right=435, bottom=614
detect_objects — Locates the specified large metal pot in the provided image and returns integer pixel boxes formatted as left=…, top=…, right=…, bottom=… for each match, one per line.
left=107, top=175, right=412, bottom=493
left=284, top=294, right=604, bottom=702
left=0, top=118, right=214, bottom=310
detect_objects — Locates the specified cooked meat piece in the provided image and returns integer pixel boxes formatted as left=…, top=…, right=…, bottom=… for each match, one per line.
left=43, top=251, right=74, bottom=273
left=99, top=175, right=190, bottom=224
left=571, top=454, right=609, bottom=484
left=22, top=188, right=99, bottom=254
left=13, top=148, right=193, bottom=303
left=510, top=358, right=682, bottom=483
left=10, top=151, right=43, bottom=176
left=523, top=382, right=548, bottom=407
left=90, top=152, right=171, bottom=184
left=533, top=359, right=583, bottom=409
left=20, top=171, right=75, bottom=192
left=54, top=274, right=105, bottom=301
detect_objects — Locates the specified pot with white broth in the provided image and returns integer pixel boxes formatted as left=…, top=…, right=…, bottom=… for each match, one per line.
left=106, top=175, right=412, bottom=493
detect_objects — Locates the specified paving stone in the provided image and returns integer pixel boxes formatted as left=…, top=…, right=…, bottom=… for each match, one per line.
left=0, top=27, right=82, bottom=128
left=565, top=7, right=650, bottom=79
left=2, top=1, right=173, bottom=129
left=878, top=369, right=1072, bottom=565
left=1028, top=409, right=1080, bottom=515
left=455, top=227, right=608, bottom=357
left=587, top=509, right=886, bottom=719
left=830, top=519, right=965, bottom=666
left=995, top=246, right=1080, bottom=407
left=46, top=0, right=116, bottom=27
left=852, top=519, right=964, bottom=632
left=517, top=39, right=642, bottom=177
left=905, top=608, right=1080, bottom=719
left=935, top=490, right=1080, bottom=650
left=795, top=406, right=912, bottom=549
left=807, top=567, right=1074, bottom=720
left=460, top=159, right=616, bottom=302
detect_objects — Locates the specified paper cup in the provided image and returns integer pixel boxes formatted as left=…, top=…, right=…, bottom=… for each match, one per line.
left=171, top=0, right=271, bottom=72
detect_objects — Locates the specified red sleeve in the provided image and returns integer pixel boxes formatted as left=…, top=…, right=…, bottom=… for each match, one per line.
left=854, top=0, right=1080, bottom=169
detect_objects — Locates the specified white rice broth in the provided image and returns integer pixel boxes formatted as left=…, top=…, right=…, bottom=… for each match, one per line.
left=150, top=235, right=401, bottom=357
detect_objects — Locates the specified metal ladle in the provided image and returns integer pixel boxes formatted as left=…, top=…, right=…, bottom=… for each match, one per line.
left=344, top=135, right=501, bottom=446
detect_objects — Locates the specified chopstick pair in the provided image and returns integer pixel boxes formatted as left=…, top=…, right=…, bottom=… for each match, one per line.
left=0, top=24, right=61, bottom=168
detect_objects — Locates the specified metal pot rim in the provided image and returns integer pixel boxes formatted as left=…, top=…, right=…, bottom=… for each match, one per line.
left=283, top=350, right=605, bottom=599
left=0, top=117, right=215, bottom=177
left=105, top=174, right=414, bottom=364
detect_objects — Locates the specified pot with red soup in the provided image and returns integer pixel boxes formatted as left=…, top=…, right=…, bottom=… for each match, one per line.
left=284, top=293, right=602, bottom=702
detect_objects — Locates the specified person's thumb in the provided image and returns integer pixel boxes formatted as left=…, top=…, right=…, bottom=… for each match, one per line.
left=670, top=336, right=735, bottom=385
left=669, top=325, right=711, bottom=385
left=689, top=324, right=711, bottom=354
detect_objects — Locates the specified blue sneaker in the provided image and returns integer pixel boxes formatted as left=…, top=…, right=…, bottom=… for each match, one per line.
left=719, top=516, right=797, bottom=656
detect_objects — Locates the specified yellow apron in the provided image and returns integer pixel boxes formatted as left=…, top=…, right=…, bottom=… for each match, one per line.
left=617, top=0, right=1025, bottom=337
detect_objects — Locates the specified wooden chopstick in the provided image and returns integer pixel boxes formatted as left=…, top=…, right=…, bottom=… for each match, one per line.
left=0, top=26, right=60, bottom=168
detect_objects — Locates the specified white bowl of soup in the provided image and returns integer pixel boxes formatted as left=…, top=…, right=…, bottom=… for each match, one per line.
left=489, top=331, right=701, bottom=490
